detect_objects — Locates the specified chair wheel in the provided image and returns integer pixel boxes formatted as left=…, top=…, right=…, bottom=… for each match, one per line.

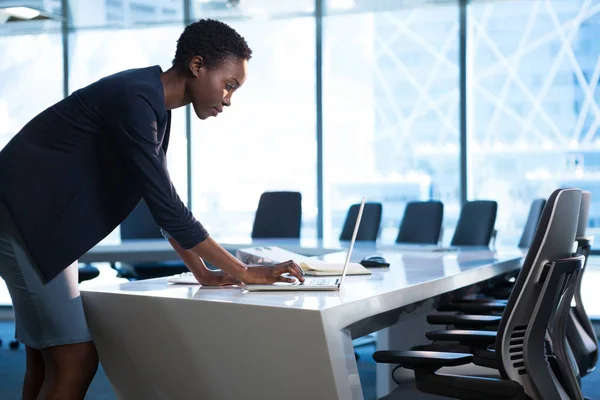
left=9, top=340, right=20, bottom=349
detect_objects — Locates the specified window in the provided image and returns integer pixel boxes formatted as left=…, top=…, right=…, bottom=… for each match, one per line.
left=322, top=3, right=460, bottom=242
left=467, top=0, right=600, bottom=246
left=189, top=17, right=317, bottom=240
left=193, top=0, right=314, bottom=19
left=70, top=26, right=189, bottom=241
left=0, top=33, right=63, bottom=149
left=68, top=0, right=183, bottom=28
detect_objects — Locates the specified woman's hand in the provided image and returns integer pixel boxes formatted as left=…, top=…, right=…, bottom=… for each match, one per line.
left=240, top=260, right=305, bottom=284
left=194, top=270, right=241, bottom=286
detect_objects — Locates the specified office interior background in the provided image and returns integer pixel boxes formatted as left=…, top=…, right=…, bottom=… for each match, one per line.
left=1, top=0, right=600, bottom=311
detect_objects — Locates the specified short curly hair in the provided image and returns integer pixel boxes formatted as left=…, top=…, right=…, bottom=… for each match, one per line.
left=173, top=19, right=252, bottom=71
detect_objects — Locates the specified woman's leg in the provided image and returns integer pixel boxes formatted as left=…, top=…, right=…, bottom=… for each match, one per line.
left=22, top=346, right=45, bottom=400
left=38, top=341, right=99, bottom=400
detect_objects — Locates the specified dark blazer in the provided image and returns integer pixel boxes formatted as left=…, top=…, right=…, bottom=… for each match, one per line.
left=0, top=66, right=208, bottom=282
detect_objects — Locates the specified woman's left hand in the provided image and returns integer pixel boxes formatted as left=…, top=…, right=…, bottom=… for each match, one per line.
left=194, top=269, right=241, bottom=286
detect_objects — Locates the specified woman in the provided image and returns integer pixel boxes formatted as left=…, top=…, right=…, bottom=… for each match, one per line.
left=0, top=19, right=304, bottom=400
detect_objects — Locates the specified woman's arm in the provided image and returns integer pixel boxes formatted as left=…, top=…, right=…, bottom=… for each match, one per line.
left=167, top=236, right=240, bottom=286
left=169, top=236, right=305, bottom=285
left=188, top=237, right=305, bottom=284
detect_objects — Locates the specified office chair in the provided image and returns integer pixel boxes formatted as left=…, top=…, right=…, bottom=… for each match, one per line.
left=567, top=191, right=598, bottom=379
left=517, top=198, right=547, bottom=249
left=120, top=199, right=166, bottom=240
left=480, top=197, right=547, bottom=298
left=374, top=187, right=585, bottom=400
left=251, top=191, right=302, bottom=239
left=420, top=191, right=596, bottom=395
left=117, top=200, right=187, bottom=280
left=395, top=201, right=444, bottom=245
left=436, top=192, right=588, bottom=312
left=339, top=202, right=382, bottom=241
left=450, top=200, right=498, bottom=247
left=79, top=264, right=100, bottom=283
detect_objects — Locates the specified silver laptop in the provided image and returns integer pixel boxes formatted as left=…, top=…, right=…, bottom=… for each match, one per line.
left=244, top=197, right=366, bottom=292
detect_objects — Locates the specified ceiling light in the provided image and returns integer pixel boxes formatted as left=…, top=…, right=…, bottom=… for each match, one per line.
left=0, top=6, right=58, bottom=23
left=5, top=6, right=40, bottom=19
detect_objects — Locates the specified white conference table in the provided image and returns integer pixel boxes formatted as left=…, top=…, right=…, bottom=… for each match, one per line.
left=80, top=246, right=523, bottom=400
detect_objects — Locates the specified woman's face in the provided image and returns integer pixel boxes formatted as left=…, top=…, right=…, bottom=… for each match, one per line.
left=187, top=56, right=248, bottom=120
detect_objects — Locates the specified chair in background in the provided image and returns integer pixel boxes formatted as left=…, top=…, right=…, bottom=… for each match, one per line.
left=339, top=202, right=382, bottom=241
left=395, top=200, right=444, bottom=245
left=116, top=200, right=187, bottom=280
left=482, top=198, right=547, bottom=297
left=568, top=191, right=598, bottom=380
left=251, top=191, right=302, bottom=239
left=78, top=264, right=100, bottom=283
left=120, top=198, right=166, bottom=240
left=422, top=191, right=596, bottom=396
left=517, top=198, right=547, bottom=249
left=373, top=187, right=585, bottom=400
left=450, top=200, right=498, bottom=247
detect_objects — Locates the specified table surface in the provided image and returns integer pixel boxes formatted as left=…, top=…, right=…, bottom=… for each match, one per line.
left=82, top=247, right=525, bottom=311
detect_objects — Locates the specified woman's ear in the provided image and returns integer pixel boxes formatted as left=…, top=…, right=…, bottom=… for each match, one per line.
left=189, top=56, right=205, bottom=77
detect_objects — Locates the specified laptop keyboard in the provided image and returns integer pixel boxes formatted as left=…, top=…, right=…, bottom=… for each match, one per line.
left=303, top=278, right=337, bottom=286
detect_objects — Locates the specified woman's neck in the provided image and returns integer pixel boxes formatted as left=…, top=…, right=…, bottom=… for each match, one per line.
left=160, top=67, right=189, bottom=110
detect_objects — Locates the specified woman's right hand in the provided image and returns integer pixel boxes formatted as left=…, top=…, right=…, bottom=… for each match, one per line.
left=240, top=260, right=305, bottom=284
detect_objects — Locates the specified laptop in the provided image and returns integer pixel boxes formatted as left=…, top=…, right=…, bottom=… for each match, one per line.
left=244, top=197, right=366, bottom=292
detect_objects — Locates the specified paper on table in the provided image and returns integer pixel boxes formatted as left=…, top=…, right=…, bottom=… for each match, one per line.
left=236, top=246, right=371, bottom=276
left=298, top=259, right=371, bottom=276
left=236, top=246, right=314, bottom=266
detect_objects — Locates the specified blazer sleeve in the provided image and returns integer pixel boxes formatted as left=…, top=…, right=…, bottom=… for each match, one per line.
left=105, top=93, right=208, bottom=249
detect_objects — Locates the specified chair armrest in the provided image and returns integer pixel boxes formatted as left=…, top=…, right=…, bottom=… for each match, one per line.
left=576, top=236, right=594, bottom=248
left=427, top=314, right=501, bottom=328
left=426, top=330, right=497, bottom=347
left=438, top=301, right=506, bottom=314
left=373, top=350, right=472, bottom=371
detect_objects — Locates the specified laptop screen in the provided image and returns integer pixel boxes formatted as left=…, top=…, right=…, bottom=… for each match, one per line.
left=339, top=197, right=366, bottom=288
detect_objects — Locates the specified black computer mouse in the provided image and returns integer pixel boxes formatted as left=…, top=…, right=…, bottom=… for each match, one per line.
left=360, top=255, right=390, bottom=268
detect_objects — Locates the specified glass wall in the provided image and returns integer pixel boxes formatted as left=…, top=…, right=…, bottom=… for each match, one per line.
left=68, top=0, right=184, bottom=28
left=467, top=0, right=600, bottom=246
left=189, top=16, right=317, bottom=240
left=322, top=2, right=460, bottom=242
left=69, top=26, right=188, bottom=204
left=0, top=0, right=599, bottom=245
left=0, top=32, right=63, bottom=149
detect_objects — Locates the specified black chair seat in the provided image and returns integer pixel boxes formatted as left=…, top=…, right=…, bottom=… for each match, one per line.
left=340, top=202, right=382, bottom=241
left=251, top=191, right=302, bottom=239
left=124, top=261, right=188, bottom=280
left=78, top=264, right=100, bottom=283
left=396, top=201, right=444, bottom=245
left=451, top=200, right=498, bottom=247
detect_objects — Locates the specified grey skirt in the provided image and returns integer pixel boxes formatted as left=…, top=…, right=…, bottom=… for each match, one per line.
left=0, top=201, right=92, bottom=349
